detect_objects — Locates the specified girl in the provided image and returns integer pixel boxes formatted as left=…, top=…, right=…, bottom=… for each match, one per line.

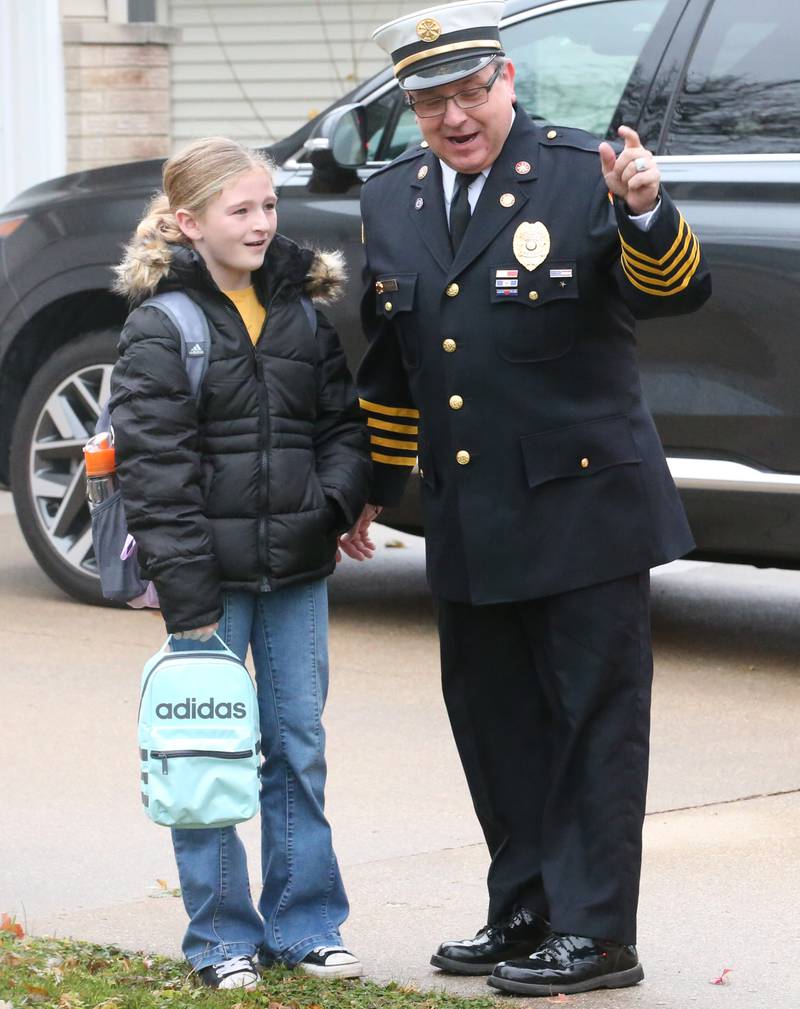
left=109, top=137, right=370, bottom=989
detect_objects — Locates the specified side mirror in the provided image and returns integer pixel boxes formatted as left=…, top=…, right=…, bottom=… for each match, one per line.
left=304, top=103, right=368, bottom=169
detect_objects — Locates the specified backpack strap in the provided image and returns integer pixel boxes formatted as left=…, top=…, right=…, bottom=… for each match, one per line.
left=96, top=292, right=210, bottom=437
left=141, top=291, right=210, bottom=401
left=299, top=295, right=316, bottom=335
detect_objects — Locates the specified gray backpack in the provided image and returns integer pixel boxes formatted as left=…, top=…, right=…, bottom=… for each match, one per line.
left=90, top=290, right=315, bottom=603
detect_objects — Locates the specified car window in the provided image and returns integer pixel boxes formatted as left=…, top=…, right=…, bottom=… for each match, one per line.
left=365, top=92, right=398, bottom=160
left=383, top=104, right=422, bottom=160
left=664, top=0, right=800, bottom=154
left=502, top=0, right=668, bottom=136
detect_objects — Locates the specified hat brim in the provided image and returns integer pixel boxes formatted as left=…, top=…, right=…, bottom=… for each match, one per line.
left=399, top=52, right=501, bottom=91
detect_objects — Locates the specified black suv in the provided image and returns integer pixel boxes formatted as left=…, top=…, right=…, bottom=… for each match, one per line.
left=1, top=0, right=799, bottom=604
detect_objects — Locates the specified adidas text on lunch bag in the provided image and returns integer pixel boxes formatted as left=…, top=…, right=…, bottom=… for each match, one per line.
left=138, top=634, right=261, bottom=829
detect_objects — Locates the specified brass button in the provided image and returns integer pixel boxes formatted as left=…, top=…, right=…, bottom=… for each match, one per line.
left=449, top=394, right=464, bottom=410
left=446, top=283, right=460, bottom=297
left=529, top=291, right=539, bottom=302
left=547, top=129, right=558, bottom=140
left=384, top=301, right=393, bottom=311
left=580, top=457, right=590, bottom=469
left=456, top=450, right=471, bottom=466
left=442, top=338, right=457, bottom=353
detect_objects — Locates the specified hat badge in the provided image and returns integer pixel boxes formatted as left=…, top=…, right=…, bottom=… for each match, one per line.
left=416, top=17, right=442, bottom=43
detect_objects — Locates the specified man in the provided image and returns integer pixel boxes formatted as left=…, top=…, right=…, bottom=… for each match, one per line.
left=341, top=0, right=710, bottom=996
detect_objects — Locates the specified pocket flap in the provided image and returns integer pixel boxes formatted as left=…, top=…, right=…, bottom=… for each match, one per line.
left=520, top=415, right=641, bottom=489
left=375, top=273, right=417, bottom=318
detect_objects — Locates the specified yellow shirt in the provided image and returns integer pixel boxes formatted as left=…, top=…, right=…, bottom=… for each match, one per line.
left=224, top=285, right=267, bottom=345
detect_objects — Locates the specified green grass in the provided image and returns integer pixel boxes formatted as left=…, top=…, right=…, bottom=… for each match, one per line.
left=0, top=931, right=503, bottom=1009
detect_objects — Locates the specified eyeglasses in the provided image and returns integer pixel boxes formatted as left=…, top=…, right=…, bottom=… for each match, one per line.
left=407, top=63, right=503, bottom=119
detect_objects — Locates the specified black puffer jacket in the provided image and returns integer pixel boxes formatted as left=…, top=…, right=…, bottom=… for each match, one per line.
left=109, top=234, right=370, bottom=632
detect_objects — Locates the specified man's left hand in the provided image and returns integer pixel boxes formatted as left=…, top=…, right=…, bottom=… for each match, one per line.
left=599, top=126, right=660, bottom=216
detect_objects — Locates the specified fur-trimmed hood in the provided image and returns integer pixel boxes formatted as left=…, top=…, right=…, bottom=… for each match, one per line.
left=113, top=231, right=346, bottom=306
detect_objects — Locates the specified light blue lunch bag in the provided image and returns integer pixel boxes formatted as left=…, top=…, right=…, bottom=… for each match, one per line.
left=138, top=634, right=260, bottom=829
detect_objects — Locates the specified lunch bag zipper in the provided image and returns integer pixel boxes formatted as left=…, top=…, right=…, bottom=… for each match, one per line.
left=149, top=748, right=255, bottom=774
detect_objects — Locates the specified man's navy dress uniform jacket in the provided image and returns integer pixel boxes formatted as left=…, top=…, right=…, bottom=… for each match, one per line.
left=357, top=108, right=711, bottom=603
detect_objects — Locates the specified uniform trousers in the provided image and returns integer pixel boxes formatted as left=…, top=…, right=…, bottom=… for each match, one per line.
left=438, top=571, right=652, bottom=946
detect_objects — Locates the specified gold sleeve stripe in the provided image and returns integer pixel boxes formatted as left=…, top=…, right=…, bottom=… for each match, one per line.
left=367, top=417, right=419, bottom=435
left=621, top=238, right=701, bottom=297
left=622, top=235, right=699, bottom=289
left=621, top=226, right=693, bottom=279
left=619, top=214, right=687, bottom=267
left=371, top=452, right=417, bottom=467
left=359, top=397, right=420, bottom=419
left=370, top=434, right=418, bottom=452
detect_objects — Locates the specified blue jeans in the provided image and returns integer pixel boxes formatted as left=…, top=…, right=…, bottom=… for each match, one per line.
left=170, top=580, right=348, bottom=970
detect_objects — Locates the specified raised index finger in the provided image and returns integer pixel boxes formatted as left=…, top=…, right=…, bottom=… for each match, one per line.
left=618, top=125, right=642, bottom=149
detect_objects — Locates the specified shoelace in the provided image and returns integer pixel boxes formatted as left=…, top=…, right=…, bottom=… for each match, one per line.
left=214, top=955, right=256, bottom=979
left=479, top=907, right=535, bottom=939
left=310, top=946, right=355, bottom=960
left=533, top=934, right=592, bottom=964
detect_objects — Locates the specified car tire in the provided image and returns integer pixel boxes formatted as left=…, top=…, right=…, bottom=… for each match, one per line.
left=10, top=329, right=121, bottom=606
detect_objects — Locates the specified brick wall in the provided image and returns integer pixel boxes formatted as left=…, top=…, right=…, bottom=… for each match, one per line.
left=62, top=22, right=179, bottom=172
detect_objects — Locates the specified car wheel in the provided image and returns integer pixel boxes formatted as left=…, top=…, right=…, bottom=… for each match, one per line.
left=10, top=330, right=120, bottom=605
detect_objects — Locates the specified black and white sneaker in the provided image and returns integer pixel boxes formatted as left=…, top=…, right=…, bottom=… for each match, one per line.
left=197, top=954, right=260, bottom=989
left=297, top=945, right=363, bottom=979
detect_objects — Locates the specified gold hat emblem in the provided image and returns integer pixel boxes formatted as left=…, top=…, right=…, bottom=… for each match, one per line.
left=416, top=17, right=442, bottom=42
left=513, top=222, right=551, bottom=272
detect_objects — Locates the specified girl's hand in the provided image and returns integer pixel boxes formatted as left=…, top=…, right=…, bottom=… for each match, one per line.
left=173, top=621, right=219, bottom=642
left=338, top=504, right=382, bottom=561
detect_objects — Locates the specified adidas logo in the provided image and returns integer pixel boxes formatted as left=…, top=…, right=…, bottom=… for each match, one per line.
left=155, top=697, right=247, bottom=719
left=187, top=343, right=205, bottom=357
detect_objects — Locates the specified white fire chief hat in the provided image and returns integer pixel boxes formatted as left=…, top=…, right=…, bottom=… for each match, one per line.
left=372, top=1, right=505, bottom=91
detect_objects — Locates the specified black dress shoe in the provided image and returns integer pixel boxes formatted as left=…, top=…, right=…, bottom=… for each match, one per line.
left=430, top=908, right=551, bottom=975
left=488, top=933, right=644, bottom=995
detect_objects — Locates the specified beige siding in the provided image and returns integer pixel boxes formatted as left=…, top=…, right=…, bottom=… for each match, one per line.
left=60, top=0, right=108, bottom=19
left=168, top=0, right=410, bottom=149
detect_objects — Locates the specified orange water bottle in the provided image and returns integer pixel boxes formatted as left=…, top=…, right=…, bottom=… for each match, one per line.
left=83, top=432, right=117, bottom=507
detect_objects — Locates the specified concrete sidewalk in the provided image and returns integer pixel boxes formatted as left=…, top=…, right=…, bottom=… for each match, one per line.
left=2, top=492, right=799, bottom=1007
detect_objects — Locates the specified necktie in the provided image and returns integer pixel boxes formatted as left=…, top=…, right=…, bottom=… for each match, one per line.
left=449, top=172, right=480, bottom=253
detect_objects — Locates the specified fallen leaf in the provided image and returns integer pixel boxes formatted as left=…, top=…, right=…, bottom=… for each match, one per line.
left=711, top=967, right=733, bottom=985
left=149, top=880, right=181, bottom=899
left=0, top=914, right=24, bottom=940
left=25, top=986, right=50, bottom=1002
